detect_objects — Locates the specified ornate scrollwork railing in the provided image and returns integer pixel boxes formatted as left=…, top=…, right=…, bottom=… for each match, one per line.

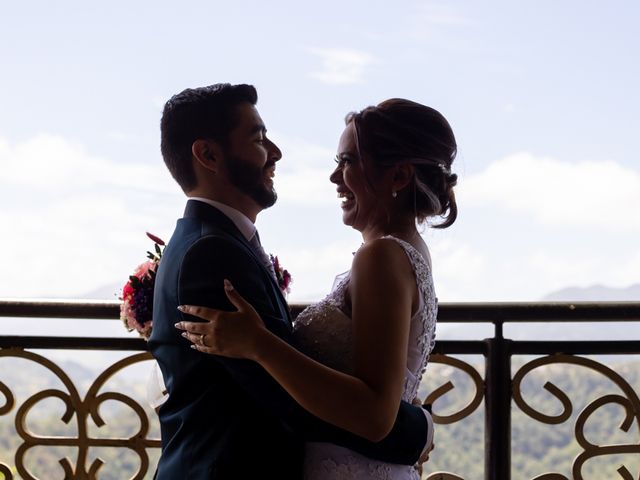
left=513, top=354, right=640, bottom=480
left=423, top=353, right=485, bottom=425
left=1, top=299, right=639, bottom=480
left=426, top=473, right=465, bottom=480
left=420, top=353, right=485, bottom=480
left=0, top=346, right=160, bottom=480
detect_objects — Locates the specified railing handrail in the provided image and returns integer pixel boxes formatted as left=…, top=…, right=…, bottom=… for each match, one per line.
left=1, top=298, right=639, bottom=322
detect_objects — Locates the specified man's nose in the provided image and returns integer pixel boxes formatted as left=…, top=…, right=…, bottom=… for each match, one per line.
left=269, top=140, right=282, bottom=161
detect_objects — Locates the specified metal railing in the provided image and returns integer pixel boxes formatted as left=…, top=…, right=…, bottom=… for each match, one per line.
left=1, top=299, right=639, bottom=480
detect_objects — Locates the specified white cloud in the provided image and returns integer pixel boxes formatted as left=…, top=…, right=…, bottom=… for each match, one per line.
left=0, top=132, right=346, bottom=299
left=422, top=232, right=640, bottom=302
left=270, top=132, right=337, bottom=206
left=524, top=248, right=640, bottom=295
left=525, top=250, right=603, bottom=293
left=276, top=167, right=338, bottom=206
left=273, top=132, right=336, bottom=170
left=0, top=134, right=184, bottom=298
left=283, top=241, right=358, bottom=302
left=2, top=135, right=637, bottom=304
left=2, top=134, right=175, bottom=194
left=428, top=238, right=489, bottom=301
left=308, top=48, right=376, bottom=85
left=458, top=153, right=640, bottom=231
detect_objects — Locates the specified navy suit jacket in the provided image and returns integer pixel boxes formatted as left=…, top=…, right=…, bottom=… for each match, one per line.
left=149, top=200, right=429, bottom=479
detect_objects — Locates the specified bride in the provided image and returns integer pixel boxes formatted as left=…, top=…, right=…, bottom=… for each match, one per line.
left=176, top=98, right=458, bottom=479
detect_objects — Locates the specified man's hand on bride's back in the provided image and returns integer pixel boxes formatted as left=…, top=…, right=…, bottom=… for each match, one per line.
left=412, top=396, right=435, bottom=475
left=174, top=279, right=269, bottom=360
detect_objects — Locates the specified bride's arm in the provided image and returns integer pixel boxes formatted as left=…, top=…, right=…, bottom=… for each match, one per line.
left=177, top=238, right=416, bottom=442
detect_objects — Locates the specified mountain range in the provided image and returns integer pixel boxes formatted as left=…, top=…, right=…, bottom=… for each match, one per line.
left=540, top=283, right=640, bottom=301
left=435, top=283, right=640, bottom=343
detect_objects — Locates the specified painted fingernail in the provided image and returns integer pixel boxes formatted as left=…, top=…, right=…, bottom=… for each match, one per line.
left=181, top=332, right=187, bottom=338
left=190, top=345, right=197, bottom=349
left=177, top=305, right=185, bottom=312
left=174, top=323, right=181, bottom=328
left=224, top=279, right=234, bottom=290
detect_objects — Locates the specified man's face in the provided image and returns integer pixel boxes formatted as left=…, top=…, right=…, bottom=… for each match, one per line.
left=223, top=103, right=282, bottom=209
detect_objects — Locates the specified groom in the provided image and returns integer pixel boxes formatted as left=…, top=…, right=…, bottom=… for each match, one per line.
left=149, top=83, right=432, bottom=479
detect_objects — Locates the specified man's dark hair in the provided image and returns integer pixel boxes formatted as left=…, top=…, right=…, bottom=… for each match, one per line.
left=160, top=83, right=258, bottom=192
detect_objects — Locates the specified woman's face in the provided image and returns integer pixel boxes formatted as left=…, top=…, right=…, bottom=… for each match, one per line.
left=330, top=122, right=388, bottom=232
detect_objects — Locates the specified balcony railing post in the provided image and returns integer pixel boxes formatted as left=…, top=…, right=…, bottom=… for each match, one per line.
left=485, top=321, right=511, bottom=480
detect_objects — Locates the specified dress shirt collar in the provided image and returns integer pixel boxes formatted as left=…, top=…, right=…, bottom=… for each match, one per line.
left=188, top=197, right=256, bottom=242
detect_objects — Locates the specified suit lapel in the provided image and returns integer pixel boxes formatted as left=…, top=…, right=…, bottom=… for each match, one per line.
left=183, top=200, right=292, bottom=326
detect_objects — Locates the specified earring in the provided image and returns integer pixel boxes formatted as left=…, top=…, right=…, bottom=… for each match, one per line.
left=392, top=191, right=397, bottom=198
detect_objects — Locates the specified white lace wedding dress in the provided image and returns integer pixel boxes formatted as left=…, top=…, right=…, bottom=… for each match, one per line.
left=293, top=236, right=437, bottom=480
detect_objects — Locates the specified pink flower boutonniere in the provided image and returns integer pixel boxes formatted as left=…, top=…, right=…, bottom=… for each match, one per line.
left=120, top=232, right=165, bottom=340
left=270, top=254, right=292, bottom=295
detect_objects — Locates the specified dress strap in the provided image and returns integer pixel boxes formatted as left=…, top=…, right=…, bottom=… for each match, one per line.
left=380, top=235, right=431, bottom=277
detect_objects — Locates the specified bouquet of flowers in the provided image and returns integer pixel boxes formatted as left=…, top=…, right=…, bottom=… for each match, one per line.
left=270, top=254, right=292, bottom=294
left=120, top=232, right=165, bottom=340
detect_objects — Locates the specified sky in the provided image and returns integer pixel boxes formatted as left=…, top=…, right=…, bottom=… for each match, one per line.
left=1, top=0, right=639, bottom=304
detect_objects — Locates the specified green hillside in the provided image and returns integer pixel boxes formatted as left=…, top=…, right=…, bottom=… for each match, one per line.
left=420, top=357, right=640, bottom=479
left=1, top=356, right=639, bottom=479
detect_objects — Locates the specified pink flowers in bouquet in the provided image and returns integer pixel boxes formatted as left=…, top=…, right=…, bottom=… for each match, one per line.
left=120, top=233, right=165, bottom=339
left=270, top=254, right=292, bottom=294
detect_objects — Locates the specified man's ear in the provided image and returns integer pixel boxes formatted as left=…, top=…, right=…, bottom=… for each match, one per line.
left=192, top=139, right=222, bottom=173
left=392, top=163, right=415, bottom=193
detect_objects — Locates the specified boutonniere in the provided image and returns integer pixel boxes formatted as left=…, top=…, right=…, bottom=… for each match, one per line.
left=269, top=254, right=292, bottom=294
left=120, top=232, right=165, bottom=340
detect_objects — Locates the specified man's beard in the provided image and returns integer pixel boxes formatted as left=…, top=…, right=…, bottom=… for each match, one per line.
left=226, top=154, right=278, bottom=209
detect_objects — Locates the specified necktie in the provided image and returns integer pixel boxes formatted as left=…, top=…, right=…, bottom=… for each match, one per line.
left=250, top=231, right=277, bottom=280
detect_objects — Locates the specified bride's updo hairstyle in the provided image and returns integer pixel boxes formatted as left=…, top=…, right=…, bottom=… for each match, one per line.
left=346, top=98, right=458, bottom=228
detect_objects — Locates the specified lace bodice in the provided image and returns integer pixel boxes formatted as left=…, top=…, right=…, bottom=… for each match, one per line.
left=293, top=236, right=437, bottom=479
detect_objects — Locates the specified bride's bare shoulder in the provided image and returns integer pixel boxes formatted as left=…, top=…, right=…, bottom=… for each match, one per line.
left=351, top=238, right=413, bottom=278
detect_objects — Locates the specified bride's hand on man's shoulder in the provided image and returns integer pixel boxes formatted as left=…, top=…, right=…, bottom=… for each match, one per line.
left=174, top=279, right=268, bottom=360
